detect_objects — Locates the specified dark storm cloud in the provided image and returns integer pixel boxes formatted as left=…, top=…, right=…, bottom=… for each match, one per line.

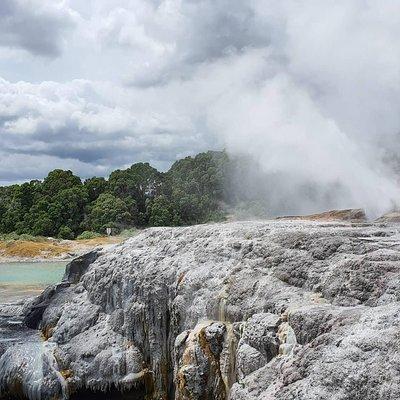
left=0, top=77, right=216, bottom=180
left=2, top=130, right=197, bottom=166
left=0, top=0, right=76, bottom=57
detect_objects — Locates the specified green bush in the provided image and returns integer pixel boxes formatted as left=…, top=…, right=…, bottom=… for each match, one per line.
left=76, top=231, right=102, bottom=240
left=0, top=232, right=19, bottom=241
left=18, top=234, right=48, bottom=242
left=85, top=193, right=133, bottom=233
left=147, top=195, right=176, bottom=226
left=58, top=226, right=75, bottom=240
left=0, top=232, right=48, bottom=242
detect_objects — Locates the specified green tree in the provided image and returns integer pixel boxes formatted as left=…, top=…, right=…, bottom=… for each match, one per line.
left=13, top=181, right=41, bottom=214
left=84, top=177, right=108, bottom=202
left=167, top=151, right=229, bottom=224
left=0, top=184, right=26, bottom=233
left=42, top=169, right=81, bottom=196
left=22, top=198, right=52, bottom=234
left=0, top=151, right=237, bottom=237
left=86, top=193, right=133, bottom=233
left=147, top=195, right=177, bottom=226
left=0, top=206, right=23, bottom=233
left=30, top=212, right=54, bottom=237
left=109, top=163, right=164, bottom=225
left=47, top=186, right=89, bottom=236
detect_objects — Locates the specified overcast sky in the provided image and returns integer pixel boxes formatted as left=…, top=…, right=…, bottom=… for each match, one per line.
left=1, top=0, right=400, bottom=214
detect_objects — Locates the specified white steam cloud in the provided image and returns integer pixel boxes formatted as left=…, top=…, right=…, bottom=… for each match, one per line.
left=206, top=1, right=400, bottom=217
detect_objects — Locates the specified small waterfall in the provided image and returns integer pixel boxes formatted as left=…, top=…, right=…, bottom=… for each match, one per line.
left=219, top=322, right=238, bottom=397
left=219, top=297, right=227, bottom=322
left=24, top=342, right=44, bottom=400
left=43, top=341, right=68, bottom=400
left=217, top=290, right=238, bottom=397
left=278, top=322, right=297, bottom=356
left=0, top=340, right=44, bottom=400
left=0, top=329, right=68, bottom=400
left=218, top=287, right=229, bottom=322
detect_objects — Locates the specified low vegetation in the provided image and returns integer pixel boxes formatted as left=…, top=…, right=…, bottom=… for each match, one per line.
left=76, top=231, right=103, bottom=240
left=0, top=236, right=122, bottom=260
left=0, top=240, right=71, bottom=259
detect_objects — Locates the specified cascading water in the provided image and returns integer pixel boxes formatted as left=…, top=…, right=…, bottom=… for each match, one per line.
left=0, top=339, right=68, bottom=400
left=43, top=342, right=68, bottom=400
left=0, top=301, right=67, bottom=400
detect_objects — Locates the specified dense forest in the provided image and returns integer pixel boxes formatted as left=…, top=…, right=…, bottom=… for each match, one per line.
left=0, top=151, right=258, bottom=239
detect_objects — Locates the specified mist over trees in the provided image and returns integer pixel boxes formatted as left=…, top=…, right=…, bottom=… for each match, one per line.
left=0, top=151, right=259, bottom=239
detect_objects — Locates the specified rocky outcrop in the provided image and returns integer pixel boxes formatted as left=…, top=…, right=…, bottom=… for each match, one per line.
left=2, top=220, right=400, bottom=399
left=23, top=252, right=99, bottom=330
left=276, top=208, right=367, bottom=222
left=375, top=211, right=400, bottom=224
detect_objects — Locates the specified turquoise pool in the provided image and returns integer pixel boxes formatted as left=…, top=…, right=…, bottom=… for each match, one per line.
left=0, top=262, right=67, bottom=303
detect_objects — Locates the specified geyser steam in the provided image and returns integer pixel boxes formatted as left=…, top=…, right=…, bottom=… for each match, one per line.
left=204, top=1, right=400, bottom=217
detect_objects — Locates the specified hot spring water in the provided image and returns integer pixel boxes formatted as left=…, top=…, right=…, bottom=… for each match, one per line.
left=0, top=262, right=66, bottom=303
left=0, top=262, right=67, bottom=399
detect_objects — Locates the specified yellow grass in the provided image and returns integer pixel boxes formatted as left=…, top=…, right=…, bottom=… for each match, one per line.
left=0, top=236, right=123, bottom=259
left=0, top=240, right=70, bottom=258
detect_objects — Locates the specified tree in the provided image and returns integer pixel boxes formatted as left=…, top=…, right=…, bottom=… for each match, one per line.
left=0, top=206, right=23, bottom=233
left=47, top=186, right=89, bottom=236
left=13, top=181, right=41, bottom=214
left=86, top=193, right=133, bottom=233
left=147, top=195, right=177, bottom=226
left=84, top=177, right=109, bottom=202
left=21, top=198, right=51, bottom=235
left=30, top=212, right=54, bottom=237
left=0, top=151, right=236, bottom=237
left=167, top=151, right=229, bottom=224
left=42, top=169, right=81, bottom=196
left=109, top=163, right=164, bottom=225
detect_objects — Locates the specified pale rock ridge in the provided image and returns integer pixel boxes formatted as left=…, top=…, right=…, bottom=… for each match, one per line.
left=1, top=220, right=400, bottom=399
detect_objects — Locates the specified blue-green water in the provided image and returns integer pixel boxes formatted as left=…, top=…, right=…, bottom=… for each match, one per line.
left=0, top=262, right=67, bottom=303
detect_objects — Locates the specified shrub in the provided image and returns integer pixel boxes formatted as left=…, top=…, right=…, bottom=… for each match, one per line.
left=58, top=226, right=75, bottom=240
left=18, top=234, right=48, bottom=242
left=86, top=193, right=133, bottom=233
left=0, top=232, right=19, bottom=241
left=0, top=232, right=48, bottom=242
left=76, top=231, right=102, bottom=240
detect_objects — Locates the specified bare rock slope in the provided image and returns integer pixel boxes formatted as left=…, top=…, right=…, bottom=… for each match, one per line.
left=2, top=220, right=400, bottom=399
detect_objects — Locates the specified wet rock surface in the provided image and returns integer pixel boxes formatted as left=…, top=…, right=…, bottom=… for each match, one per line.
left=1, top=220, right=400, bottom=399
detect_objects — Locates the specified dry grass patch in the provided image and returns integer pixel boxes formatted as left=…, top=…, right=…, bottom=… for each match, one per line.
left=0, top=235, right=124, bottom=260
left=0, top=240, right=71, bottom=259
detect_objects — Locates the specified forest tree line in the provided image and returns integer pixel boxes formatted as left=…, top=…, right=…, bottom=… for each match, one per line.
left=0, top=151, right=252, bottom=239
